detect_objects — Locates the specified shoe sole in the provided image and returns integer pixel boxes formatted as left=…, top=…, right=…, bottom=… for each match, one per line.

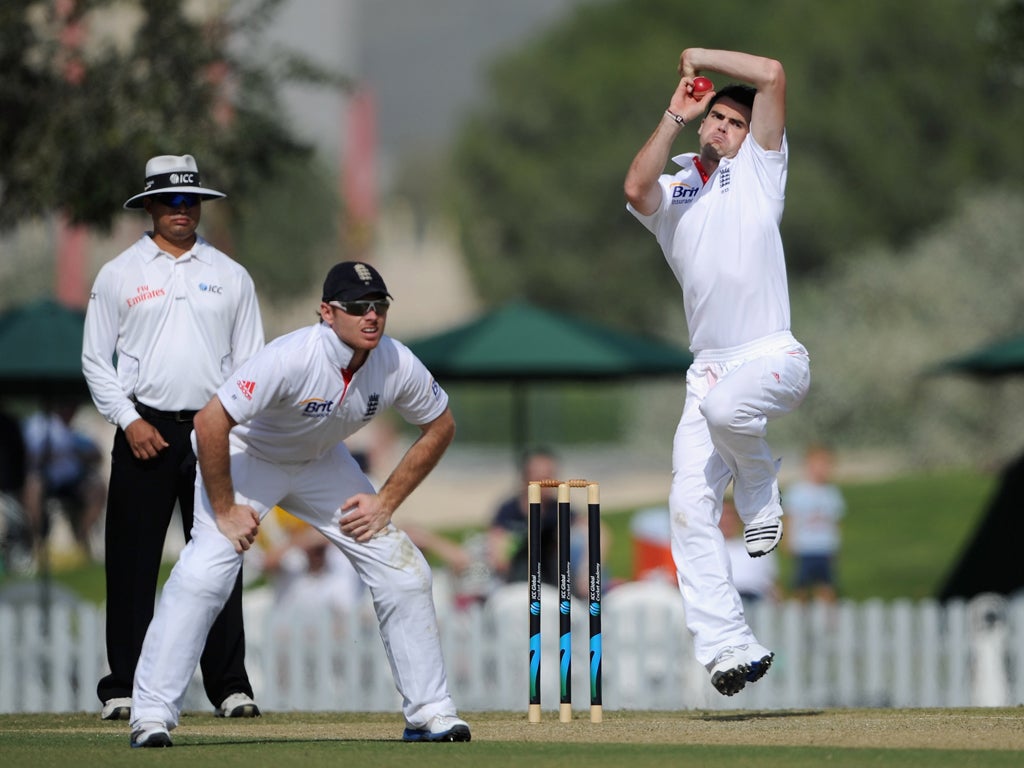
left=711, top=651, right=775, bottom=695
left=402, top=725, right=472, bottom=742
left=746, top=652, right=774, bottom=682
left=102, top=707, right=130, bottom=721
left=711, top=664, right=750, bottom=696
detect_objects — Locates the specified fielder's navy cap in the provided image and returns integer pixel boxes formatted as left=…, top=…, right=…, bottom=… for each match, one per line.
left=322, top=261, right=392, bottom=302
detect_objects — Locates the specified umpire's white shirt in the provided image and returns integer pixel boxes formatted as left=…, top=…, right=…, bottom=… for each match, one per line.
left=628, top=133, right=791, bottom=354
left=82, top=233, right=264, bottom=429
left=216, top=322, right=448, bottom=462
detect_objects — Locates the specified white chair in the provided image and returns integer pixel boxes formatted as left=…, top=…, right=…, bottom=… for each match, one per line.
left=602, top=579, right=709, bottom=709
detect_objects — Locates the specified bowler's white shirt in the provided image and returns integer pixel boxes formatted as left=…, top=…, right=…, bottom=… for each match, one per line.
left=82, top=234, right=264, bottom=429
left=216, top=323, right=448, bottom=464
left=628, top=133, right=791, bottom=353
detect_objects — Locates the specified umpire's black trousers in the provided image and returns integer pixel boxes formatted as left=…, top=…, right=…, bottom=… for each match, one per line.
left=96, top=412, right=253, bottom=708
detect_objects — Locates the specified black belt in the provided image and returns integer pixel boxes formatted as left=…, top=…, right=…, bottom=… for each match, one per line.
left=132, top=397, right=198, bottom=423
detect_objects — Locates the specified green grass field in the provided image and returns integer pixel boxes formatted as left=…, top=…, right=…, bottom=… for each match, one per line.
left=1, top=710, right=1022, bottom=768
left=0, top=467, right=998, bottom=604
left=0, top=469, right=1015, bottom=767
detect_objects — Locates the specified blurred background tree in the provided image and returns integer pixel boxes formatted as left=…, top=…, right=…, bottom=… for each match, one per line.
left=449, top=0, right=1024, bottom=335
left=440, top=0, right=1024, bottom=467
left=3, top=0, right=1023, bottom=466
left=0, top=0, right=345, bottom=303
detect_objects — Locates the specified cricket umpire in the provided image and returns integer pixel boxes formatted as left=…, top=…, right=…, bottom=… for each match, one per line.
left=82, top=154, right=263, bottom=721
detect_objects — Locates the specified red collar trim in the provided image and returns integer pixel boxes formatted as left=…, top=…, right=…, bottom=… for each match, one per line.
left=693, top=157, right=710, bottom=185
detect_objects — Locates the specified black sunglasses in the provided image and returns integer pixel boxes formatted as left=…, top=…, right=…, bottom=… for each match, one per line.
left=329, top=298, right=391, bottom=316
left=151, top=192, right=200, bottom=208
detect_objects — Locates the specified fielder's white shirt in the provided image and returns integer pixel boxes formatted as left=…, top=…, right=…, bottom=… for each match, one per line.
left=82, top=234, right=264, bottom=429
left=216, top=323, right=448, bottom=465
left=628, top=133, right=791, bottom=353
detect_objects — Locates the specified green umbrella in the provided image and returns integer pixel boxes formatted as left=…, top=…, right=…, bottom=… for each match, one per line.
left=0, top=298, right=89, bottom=398
left=933, top=333, right=1024, bottom=378
left=406, top=301, right=693, bottom=454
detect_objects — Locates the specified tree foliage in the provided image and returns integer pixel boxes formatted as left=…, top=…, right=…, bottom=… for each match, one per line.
left=784, top=186, right=1024, bottom=468
left=0, top=0, right=346, bottom=300
left=448, top=0, right=1024, bottom=335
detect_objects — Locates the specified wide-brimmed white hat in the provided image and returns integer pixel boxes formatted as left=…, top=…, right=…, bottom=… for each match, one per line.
left=123, top=154, right=227, bottom=209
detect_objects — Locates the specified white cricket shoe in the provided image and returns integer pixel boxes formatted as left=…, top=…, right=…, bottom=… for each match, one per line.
left=743, top=519, right=783, bottom=557
left=130, top=721, right=172, bottom=748
left=216, top=692, right=261, bottom=718
left=402, top=714, right=472, bottom=742
left=101, top=697, right=131, bottom=721
left=707, top=643, right=775, bottom=696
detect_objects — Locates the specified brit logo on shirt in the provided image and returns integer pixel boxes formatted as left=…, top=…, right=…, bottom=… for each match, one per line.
left=301, top=397, right=333, bottom=417
left=670, top=182, right=699, bottom=204
left=719, top=166, right=731, bottom=192
left=363, top=393, right=380, bottom=421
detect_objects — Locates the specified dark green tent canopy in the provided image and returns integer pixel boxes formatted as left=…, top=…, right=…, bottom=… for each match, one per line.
left=0, top=298, right=89, bottom=399
left=406, top=301, right=693, bottom=455
left=406, top=301, right=692, bottom=382
left=934, top=334, right=1024, bottom=377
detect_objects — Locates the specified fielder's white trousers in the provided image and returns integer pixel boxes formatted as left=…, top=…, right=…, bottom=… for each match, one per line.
left=131, top=444, right=457, bottom=730
left=669, top=331, right=810, bottom=665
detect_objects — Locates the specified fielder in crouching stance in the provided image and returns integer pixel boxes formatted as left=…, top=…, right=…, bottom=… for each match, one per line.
left=624, top=48, right=811, bottom=695
left=129, top=261, right=471, bottom=747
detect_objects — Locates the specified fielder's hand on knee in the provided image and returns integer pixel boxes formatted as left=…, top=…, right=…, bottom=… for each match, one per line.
left=339, top=493, right=391, bottom=542
left=216, top=504, right=261, bottom=553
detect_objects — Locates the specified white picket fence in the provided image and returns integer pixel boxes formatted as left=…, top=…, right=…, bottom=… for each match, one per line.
left=2, top=580, right=1022, bottom=714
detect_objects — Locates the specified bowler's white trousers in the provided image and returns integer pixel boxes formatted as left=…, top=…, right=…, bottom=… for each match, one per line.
left=131, top=444, right=457, bottom=730
left=669, top=331, right=810, bottom=665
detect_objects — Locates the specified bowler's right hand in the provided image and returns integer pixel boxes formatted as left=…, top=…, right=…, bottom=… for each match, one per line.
left=124, top=418, right=170, bottom=460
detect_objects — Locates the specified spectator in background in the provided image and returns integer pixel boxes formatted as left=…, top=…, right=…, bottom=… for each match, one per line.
left=21, top=399, right=106, bottom=561
left=783, top=443, right=845, bottom=603
left=259, top=505, right=483, bottom=611
left=349, top=434, right=490, bottom=608
left=719, top=495, right=779, bottom=604
left=488, top=448, right=565, bottom=588
left=0, top=406, right=30, bottom=575
left=0, top=407, right=28, bottom=499
left=260, top=507, right=366, bottom=612
left=487, top=448, right=608, bottom=600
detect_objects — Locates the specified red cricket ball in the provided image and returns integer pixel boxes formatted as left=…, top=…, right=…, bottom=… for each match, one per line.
left=692, top=76, right=714, bottom=99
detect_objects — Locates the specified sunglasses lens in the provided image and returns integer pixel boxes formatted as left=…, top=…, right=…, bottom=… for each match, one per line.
left=336, top=299, right=389, bottom=315
left=156, top=193, right=199, bottom=207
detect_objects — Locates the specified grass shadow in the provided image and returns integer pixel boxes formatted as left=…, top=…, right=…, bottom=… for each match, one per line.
left=697, top=710, right=824, bottom=722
